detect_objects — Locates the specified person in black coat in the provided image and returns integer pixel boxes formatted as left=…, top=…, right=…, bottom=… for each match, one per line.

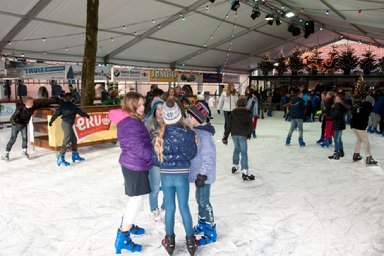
left=285, top=89, right=306, bottom=146
left=328, top=93, right=349, bottom=160
left=222, top=97, right=254, bottom=181
left=4, top=80, right=11, bottom=101
left=2, top=96, right=48, bottom=161
left=49, top=93, right=89, bottom=166
left=350, top=95, right=378, bottom=165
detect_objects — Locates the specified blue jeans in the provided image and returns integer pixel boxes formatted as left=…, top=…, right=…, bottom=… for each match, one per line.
left=232, top=135, right=248, bottom=170
left=195, top=184, right=214, bottom=224
left=148, top=166, right=164, bottom=211
left=334, top=130, right=343, bottom=152
left=223, top=111, right=232, bottom=132
left=6, top=125, right=28, bottom=152
left=287, top=119, right=303, bottom=139
left=161, top=174, right=193, bottom=236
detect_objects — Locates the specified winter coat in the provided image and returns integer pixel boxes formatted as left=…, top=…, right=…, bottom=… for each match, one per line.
left=10, top=102, right=48, bottom=129
left=217, top=92, right=238, bottom=112
left=108, top=109, right=129, bottom=125
left=323, top=98, right=333, bottom=117
left=118, top=117, right=153, bottom=172
left=331, top=103, right=347, bottom=130
left=189, top=123, right=216, bottom=184
left=289, top=96, right=305, bottom=119
left=351, top=101, right=373, bottom=130
left=50, top=101, right=89, bottom=125
left=159, top=124, right=197, bottom=175
left=246, top=98, right=259, bottom=117
left=223, top=107, right=253, bottom=139
left=373, top=96, right=384, bottom=115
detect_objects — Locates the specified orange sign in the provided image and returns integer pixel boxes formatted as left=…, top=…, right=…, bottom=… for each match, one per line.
left=73, top=113, right=111, bottom=141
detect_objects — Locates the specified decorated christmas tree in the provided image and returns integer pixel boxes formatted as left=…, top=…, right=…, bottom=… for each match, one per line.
left=308, top=47, right=323, bottom=75
left=359, top=49, right=378, bottom=75
left=322, top=44, right=339, bottom=73
left=352, top=75, right=367, bottom=107
left=288, top=48, right=304, bottom=75
left=379, top=57, right=384, bottom=73
left=258, top=54, right=274, bottom=76
left=338, top=45, right=359, bottom=75
left=275, top=53, right=287, bottom=76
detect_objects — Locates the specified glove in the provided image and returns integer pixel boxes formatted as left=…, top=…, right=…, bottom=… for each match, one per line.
left=247, top=135, right=251, bottom=140
left=49, top=122, right=53, bottom=127
left=195, top=174, right=207, bottom=187
left=222, top=138, right=228, bottom=145
left=217, top=110, right=220, bottom=114
left=86, top=115, right=90, bottom=119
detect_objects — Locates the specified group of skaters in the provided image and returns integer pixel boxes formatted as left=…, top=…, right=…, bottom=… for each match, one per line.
left=283, top=87, right=379, bottom=165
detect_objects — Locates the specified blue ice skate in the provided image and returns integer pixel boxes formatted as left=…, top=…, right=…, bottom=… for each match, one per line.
left=194, top=217, right=206, bottom=235
left=252, top=130, right=256, bottom=138
left=198, top=223, right=217, bottom=246
left=129, top=224, right=145, bottom=235
left=285, top=137, right=291, bottom=145
left=298, top=138, right=305, bottom=147
left=114, top=229, right=142, bottom=254
left=72, top=152, right=85, bottom=162
left=57, top=155, right=70, bottom=166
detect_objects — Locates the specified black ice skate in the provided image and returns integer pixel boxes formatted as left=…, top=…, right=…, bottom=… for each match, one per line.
left=366, top=156, right=378, bottom=165
left=353, top=153, right=362, bottom=162
left=241, top=170, right=255, bottom=181
left=186, top=235, right=197, bottom=256
left=162, top=234, right=175, bottom=255
left=231, top=165, right=238, bottom=174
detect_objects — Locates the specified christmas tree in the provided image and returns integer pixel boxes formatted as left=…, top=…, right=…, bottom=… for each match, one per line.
left=288, top=48, right=304, bottom=75
left=359, top=49, right=378, bottom=75
left=275, top=53, right=287, bottom=76
left=338, top=45, right=359, bottom=75
left=352, top=75, right=367, bottom=107
left=258, top=54, right=274, bottom=76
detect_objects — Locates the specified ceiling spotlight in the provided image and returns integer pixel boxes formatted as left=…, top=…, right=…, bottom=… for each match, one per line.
left=209, top=0, right=215, bottom=3
left=231, top=0, right=240, bottom=11
left=285, top=11, right=295, bottom=18
left=288, top=24, right=301, bottom=36
left=275, top=17, right=281, bottom=25
left=251, top=8, right=261, bottom=20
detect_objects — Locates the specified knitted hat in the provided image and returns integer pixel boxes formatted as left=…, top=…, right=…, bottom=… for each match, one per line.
left=187, top=102, right=209, bottom=124
left=151, top=99, right=164, bottom=118
left=162, top=100, right=182, bottom=124
left=365, top=95, right=375, bottom=106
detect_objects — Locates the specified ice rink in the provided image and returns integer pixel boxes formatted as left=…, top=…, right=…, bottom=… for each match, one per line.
left=1, top=110, right=384, bottom=256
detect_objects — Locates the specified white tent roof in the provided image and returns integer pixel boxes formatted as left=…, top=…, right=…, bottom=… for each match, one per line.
left=0, top=0, right=383, bottom=73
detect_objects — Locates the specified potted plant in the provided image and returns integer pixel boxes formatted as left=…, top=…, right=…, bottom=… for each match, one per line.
left=359, top=50, right=378, bottom=75
left=257, top=54, right=274, bottom=76
left=338, top=45, right=359, bottom=75
left=275, top=53, right=287, bottom=76
left=288, top=48, right=304, bottom=75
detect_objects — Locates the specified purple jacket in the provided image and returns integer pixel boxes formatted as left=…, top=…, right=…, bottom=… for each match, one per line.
left=117, top=117, right=153, bottom=171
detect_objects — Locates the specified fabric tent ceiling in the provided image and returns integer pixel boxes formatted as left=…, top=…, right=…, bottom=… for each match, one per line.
left=0, top=0, right=383, bottom=74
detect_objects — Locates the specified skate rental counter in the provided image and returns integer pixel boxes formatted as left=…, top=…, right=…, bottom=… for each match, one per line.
left=32, top=105, right=120, bottom=151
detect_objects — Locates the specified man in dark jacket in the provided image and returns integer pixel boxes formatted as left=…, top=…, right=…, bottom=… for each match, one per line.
left=285, top=89, right=306, bottom=147
left=4, top=80, right=11, bottom=101
left=222, top=97, right=254, bottom=181
left=49, top=93, right=89, bottom=166
left=2, top=96, right=47, bottom=161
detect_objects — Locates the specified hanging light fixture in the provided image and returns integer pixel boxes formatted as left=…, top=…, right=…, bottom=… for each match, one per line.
left=251, top=7, right=261, bottom=20
left=231, top=0, right=240, bottom=11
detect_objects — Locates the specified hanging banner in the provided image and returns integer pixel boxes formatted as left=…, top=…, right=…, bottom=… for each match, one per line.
left=67, top=65, right=111, bottom=81
left=150, top=69, right=178, bottom=82
left=73, top=112, right=111, bottom=141
left=203, top=73, right=222, bottom=83
left=21, top=65, right=66, bottom=80
left=112, top=67, right=149, bottom=81
left=178, top=71, right=203, bottom=83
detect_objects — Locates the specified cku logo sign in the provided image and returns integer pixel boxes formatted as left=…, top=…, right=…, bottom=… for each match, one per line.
left=73, top=113, right=111, bottom=140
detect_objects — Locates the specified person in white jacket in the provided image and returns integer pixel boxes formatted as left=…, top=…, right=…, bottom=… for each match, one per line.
left=217, top=83, right=238, bottom=134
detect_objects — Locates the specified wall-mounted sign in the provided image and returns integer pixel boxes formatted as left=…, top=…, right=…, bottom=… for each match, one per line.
left=150, top=69, right=178, bottom=82
left=68, top=65, right=111, bottom=81
left=203, top=73, right=222, bottom=83
left=112, top=67, right=149, bottom=81
left=178, top=71, right=203, bottom=83
left=22, top=65, right=66, bottom=80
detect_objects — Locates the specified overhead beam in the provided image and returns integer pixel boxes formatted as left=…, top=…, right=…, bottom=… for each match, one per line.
left=104, top=0, right=209, bottom=61
left=0, top=0, right=53, bottom=49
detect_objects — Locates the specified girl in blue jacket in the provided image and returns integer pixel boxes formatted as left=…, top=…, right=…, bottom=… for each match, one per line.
left=155, top=99, right=198, bottom=256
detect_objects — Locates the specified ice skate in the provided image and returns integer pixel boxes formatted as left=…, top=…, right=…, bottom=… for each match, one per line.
left=353, top=153, right=362, bottom=162
left=366, top=156, right=378, bottom=165
left=186, top=235, right=197, bottom=256
left=1, top=152, right=9, bottom=162
left=57, top=155, right=70, bottom=166
left=328, top=151, right=340, bottom=160
left=298, top=138, right=305, bottom=147
left=198, top=222, right=217, bottom=246
left=231, top=165, right=238, bottom=174
left=150, top=208, right=163, bottom=223
left=72, top=152, right=85, bottom=162
left=285, top=137, right=291, bottom=145
left=114, top=229, right=142, bottom=254
left=162, top=234, right=175, bottom=255
left=193, top=217, right=206, bottom=235
left=129, top=224, right=145, bottom=235
left=241, top=169, right=255, bottom=181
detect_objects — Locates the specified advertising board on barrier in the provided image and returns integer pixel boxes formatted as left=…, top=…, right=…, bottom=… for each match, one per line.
left=68, top=65, right=111, bottom=81
left=112, top=67, right=149, bottom=81
left=150, top=69, right=178, bottom=82
left=73, top=113, right=111, bottom=141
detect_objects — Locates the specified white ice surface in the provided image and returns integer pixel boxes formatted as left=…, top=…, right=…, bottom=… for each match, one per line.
left=1, top=111, right=384, bottom=256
